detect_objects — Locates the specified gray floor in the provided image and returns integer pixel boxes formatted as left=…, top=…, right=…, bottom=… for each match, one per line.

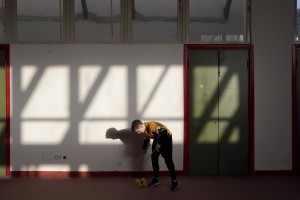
left=0, top=176, right=300, bottom=200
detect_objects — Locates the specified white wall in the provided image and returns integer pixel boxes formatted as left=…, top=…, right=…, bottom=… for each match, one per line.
left=8, top=0, right=297, bottom=173
left=252, top=0, right=295, bottom=170
left=10, top=44, right=184, bottom=172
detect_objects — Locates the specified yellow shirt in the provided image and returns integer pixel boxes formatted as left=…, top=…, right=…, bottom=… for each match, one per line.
left=143, top=121, right=172, bottom=139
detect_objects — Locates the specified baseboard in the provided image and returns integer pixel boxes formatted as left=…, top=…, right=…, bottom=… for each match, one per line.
left=252, top=170, right=294, bottom=176
left=10, top=170, right=185, bottom=178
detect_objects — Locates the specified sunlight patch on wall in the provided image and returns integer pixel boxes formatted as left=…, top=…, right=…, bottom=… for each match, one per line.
left=137, top=65, right=183, bottom=117
left=79, top=120, right=126, bottom=144
left=21, top=65, right=70, bottom=118
left=21, top=65, right=38, bottom=91
left=10, top=44, right=184, bottom=172
left=79, top=65, right=102, bottom=103
left=137, top=64, right=165, bottom=114
left=78, top=164, right=89, bottom=171
left=84, top=65, right=128, bottom=118
left=20, top=165, right=71, bottom=171
left=21, top=121, right=69, bottom=144
left=162, top=120, right=183, bottom=143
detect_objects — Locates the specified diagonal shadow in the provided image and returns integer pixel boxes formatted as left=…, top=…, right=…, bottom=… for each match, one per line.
left=60, top=64, right=109, bottom=145
left=18, top=66, right=46, bottom=111
left=188, top=50, right=249, bottom=175
left=9, top=52, right=184, bottom=174
left=190, top=53, right=247, bottom=143
left=138, top=66, right=169, bottom=116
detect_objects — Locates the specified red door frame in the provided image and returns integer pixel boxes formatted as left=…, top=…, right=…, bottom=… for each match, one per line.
left=183, top=44, right=255, bottom=175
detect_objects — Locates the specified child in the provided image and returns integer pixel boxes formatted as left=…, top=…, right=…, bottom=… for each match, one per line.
left=131, top=119, right=179, bottom=191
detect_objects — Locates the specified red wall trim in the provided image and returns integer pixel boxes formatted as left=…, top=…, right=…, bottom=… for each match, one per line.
left=10, top=170, right=185, bottom=178
left=184, top=44, right=255, bottom=175
left=183, top=45, right=189, bottom=175
left=249, top=46, right=255, bottom=175
left=185, top=44, right=253, bottom=50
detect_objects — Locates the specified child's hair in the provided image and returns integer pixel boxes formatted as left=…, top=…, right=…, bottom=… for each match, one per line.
left=131, top=119, right=143, bottom=131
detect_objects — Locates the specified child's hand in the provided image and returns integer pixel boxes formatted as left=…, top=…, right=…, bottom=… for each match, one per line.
left=155, top=144, right=161, bottom=151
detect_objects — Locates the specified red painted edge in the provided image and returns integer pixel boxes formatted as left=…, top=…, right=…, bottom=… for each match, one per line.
left=183, top=45, right=189, bottom=175
left=185, top=44, right=253, bottom=50
left=10, top=170, right=185, bottom=178
left=184, top=44, right=255, bottom=175
left=249, top=46, right=255, bottom=175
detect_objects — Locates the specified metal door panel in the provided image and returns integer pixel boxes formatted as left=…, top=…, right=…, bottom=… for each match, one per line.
left=188, top=49, right=249, bottom=175
left=189, top=50, right=219, bottom=175
left=219, top=50, right=249, bottom=175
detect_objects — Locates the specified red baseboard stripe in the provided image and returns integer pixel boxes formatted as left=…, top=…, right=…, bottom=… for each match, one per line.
left=10, top=170, right=185, bottom=178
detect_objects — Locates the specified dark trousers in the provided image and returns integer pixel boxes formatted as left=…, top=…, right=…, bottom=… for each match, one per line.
left=151, top=134, right=177, bottom=181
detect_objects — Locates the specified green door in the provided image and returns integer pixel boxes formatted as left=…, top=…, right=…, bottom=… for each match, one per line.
left=188, top=49, right=249, bottom=175
left=0, top=49, right=6, bottom=176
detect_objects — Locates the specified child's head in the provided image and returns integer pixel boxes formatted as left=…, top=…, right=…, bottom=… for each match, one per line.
left=131, top=119, right=145, bottom=134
